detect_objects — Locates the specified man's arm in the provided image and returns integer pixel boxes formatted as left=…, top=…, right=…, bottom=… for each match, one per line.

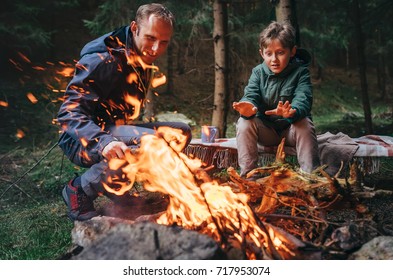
left=57, top=53, right=119, bottom=160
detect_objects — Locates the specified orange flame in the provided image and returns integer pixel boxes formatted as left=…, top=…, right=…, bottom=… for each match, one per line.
left=151, top=74, right=166, bottom=88
left=123, top=94, right=142, bottom=121
left=16, top=129, right=25, bottom=139
left=80, top=137, right=88, bottom=148
left=56, top=67, right=74, bottom=77
left=0, top=100, right=8, bottom=107
left=26, top=92, right=38, bottom=104
left=17, top=52, right=31, bottom=63
left=103, top=127, right=288, bottom=257
left=32, top=66, right=46, bottom=71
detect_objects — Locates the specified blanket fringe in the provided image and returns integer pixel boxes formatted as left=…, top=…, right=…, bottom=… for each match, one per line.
left=184, top=145, right=238, bottom=169
left=353, top=157, right=380, bottom=175
left=184, top=145, right=297, bottom=170
left=184, top=145, right=382, bottom=175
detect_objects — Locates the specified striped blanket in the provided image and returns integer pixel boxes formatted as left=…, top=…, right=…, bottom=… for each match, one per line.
left=184, top=132, right=393, bottom=175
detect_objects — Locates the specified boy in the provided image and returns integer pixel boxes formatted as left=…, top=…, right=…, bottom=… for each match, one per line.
left=233, top=21, right=320, bottom=178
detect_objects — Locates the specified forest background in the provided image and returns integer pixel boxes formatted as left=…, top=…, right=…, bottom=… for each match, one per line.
left=0, top=0, right=392, bottom=259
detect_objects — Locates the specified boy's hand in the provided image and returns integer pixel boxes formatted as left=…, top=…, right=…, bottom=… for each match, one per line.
left=232, top=101, right=258, bottom=117
left=265, top=101, right=296, bottom=118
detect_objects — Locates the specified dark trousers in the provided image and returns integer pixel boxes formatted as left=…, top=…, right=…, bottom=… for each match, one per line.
left=62, top=122, right=192, bottom=198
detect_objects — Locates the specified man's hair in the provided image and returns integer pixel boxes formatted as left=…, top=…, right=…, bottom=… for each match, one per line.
left=259, top=21, right=296, bottom=49
left=135, top=3, right=175, bottom=27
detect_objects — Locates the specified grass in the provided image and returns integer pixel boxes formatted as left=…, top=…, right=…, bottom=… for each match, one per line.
left=0, top=66, right=392, bottom=259
left=0, top=146, right=78, bottom=260
left=311, top=70, right=393, bottom=137
left=0, top=202, right=72, bottom=259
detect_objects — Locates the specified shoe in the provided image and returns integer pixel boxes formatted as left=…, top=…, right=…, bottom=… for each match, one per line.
left=62, top=180, right=98, bottom=221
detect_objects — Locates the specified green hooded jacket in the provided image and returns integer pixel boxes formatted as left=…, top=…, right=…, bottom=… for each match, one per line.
left=240, top=48, right=313, bottom=131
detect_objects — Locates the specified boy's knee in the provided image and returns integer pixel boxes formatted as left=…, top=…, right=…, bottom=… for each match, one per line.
left=292, top=117, right=315, bottom=131
left=236, top=117, right=257, bottom=133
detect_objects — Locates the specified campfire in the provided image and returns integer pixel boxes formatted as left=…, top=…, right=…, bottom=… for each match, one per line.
left=103, top=127, right=330, bottom=260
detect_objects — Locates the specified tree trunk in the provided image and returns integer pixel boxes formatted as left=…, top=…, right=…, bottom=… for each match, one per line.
left=273, top=0, right=300, bottom=45
left=175, top=39, right=186, bottom=75
left=143, top=88, right=155, bottom=122
left=376, top=27, right=386, bottom=100
left=352, top=0, right=373, bottom=134
left=212, top=0, right=229, bottom=137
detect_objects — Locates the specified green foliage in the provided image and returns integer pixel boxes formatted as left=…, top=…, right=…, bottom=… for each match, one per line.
left=171, top=1, right=213, bottom=41
left=297, top=0, right=350, bottom=67
left=84, top=0, right=138, bottom=35
left=0, top=2, right=50, bottom=48
left=227, top=1, right=273, bottom=56
left=0, top=0, right=80, bottom=50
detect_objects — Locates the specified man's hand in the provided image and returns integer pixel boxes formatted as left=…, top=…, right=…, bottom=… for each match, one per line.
left=265, top=101, right=296, bottom=118
left=232, top=101, right=258, bottom=118
left=102, top=141, right=129, bottom=160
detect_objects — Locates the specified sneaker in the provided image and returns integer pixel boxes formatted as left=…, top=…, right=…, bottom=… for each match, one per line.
left=62, top=180, right=98, bottom=221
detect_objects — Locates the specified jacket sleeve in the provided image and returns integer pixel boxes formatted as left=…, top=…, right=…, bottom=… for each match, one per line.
left=57, top=53, right=119, bottom=159
left=239, top=66, right=263, bottom=118
left=285, top=66, right=313, bottom=123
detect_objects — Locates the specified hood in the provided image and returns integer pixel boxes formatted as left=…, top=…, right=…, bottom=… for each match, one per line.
left=79, top=26, right=131, bottom=58
left=292, top=48, right=312, bottom=67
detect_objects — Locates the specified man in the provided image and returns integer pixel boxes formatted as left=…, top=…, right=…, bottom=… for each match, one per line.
left=58, top=3, right=192, bottom=221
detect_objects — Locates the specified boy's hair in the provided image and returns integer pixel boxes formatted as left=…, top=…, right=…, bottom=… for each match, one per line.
left=259, top=21, right=296, bottom=49
left=135, top=3, right=175, bottom=27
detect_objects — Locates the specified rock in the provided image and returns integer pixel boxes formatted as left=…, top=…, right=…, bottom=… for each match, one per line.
left=342, top=111, right=363, bottom=121
left=71, top=216, right=133, bottom=248
left=328, top=223, right=362, bottom=251
left=70, top=218, right=225, bottom=260
left=349, top=236, right=393, bottom=260
left=155, top=111, right=196, bottom=126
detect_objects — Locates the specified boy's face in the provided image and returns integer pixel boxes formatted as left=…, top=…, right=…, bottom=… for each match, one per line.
left=131, top=15, right=173, bottom=65
left=260, top=39, right=296, bottom=74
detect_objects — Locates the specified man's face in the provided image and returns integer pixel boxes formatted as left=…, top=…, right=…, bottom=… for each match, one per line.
left=131, top=15, right=173, bottom=65
left=260, top=39, right=296, bottom=74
